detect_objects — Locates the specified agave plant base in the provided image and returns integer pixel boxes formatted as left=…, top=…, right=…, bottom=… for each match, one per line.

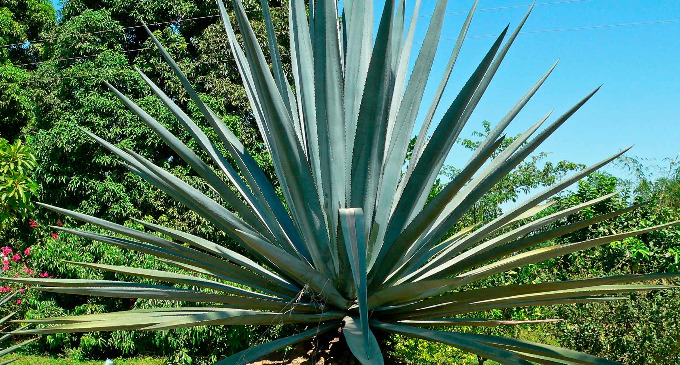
left=250, top=329, right=403, bottom=365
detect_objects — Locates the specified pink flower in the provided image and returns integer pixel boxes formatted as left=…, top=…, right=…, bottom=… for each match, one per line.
left=13, top=274, right=18, bottom=278
left=56, top=220, right=64, bottom=227
left=0, top=287, right=7, bottom=293
left=22, top=267, right=32, bottom=275
left=39, top=272, right=49, bottom=278
left=29, top=220, right=38, bottom=228
left=2, top=266, right=9, bottom=271
left=18, top=288, right=24, bottom=293
left=50, top=233, right=59, bottom=240
left=24, top=247, right=30, bottom=256
left=11, top=254, right=20, bottom=262
left=1, top=247, right=12, bottom=255
left=16, top=300, right=21, bottom=305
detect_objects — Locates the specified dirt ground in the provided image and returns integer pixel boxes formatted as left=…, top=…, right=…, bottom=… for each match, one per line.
left=248, top=332, right=406, bottom=365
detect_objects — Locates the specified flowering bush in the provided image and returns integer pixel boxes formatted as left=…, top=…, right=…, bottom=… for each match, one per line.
left=0, top=243, right=43, bottom=307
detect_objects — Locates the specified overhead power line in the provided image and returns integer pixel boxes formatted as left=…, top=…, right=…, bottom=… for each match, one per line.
left=0, top=14, right=221, bottom=50
left=402, top=0, right=595, bottom=19
left=1, top=0, right=591, bottom=50
left=9, top=16, right=680, bottom=69
left=15, top=47, right=151, bottom=68
left=463, top=18, right=680, bottom=39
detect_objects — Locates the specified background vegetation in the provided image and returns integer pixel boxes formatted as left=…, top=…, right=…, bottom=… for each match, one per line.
left=0, top=0, right=678, bottom=364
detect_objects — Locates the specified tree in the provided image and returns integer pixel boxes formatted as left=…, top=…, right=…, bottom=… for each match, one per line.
left=7, top=1, right=290, bottom=363
left=0, top=0, right=55, bottom=140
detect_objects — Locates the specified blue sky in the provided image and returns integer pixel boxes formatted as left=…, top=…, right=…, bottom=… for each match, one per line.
left=378, top=0, right=680, bottom=178
left=51, top=0, right=679, bottom=177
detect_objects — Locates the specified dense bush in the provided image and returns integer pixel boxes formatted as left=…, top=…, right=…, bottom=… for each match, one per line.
left=392, top=168, right=680, bottom=364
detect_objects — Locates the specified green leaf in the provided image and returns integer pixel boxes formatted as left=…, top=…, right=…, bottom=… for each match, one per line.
left=233, top=229, right=350, bottom=310
left=214, top=323, right=337, bottom=365
left=342, top=316, right=384, bottom=365
left=339, top=209, right=369, bottom=347
left=382, top=273, right=680, bottom=316
left=132, top=218, right=292, bottom=286
left=133, top=70, right=307, bottom=261
left=16, top=309, right=344, bottom=334
left=313, top=0, right=347, bottom=263
left=349, top=0, right=396, bottom=228
left=371, top=321, right=531, bottom=365
left=48, top=225, right=296, bottom=299
left=408, top=0, right=479, bottom=168
left=399, top=319, right=563, bottom=327
left=374, top=27, right=509, bottom=286
left=219, top=0, right=335, bottom=277
left=378, top=0, right=450, bottom=243
left=462, top=333, right=623, bottom=364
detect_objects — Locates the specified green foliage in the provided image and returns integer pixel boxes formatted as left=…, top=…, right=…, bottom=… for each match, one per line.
left=5, top=355, right=165, bottom=364
left=0, top=0, right=55, bottom=140
left=0, top=138, right=38, bottom=230
left=1, top=0, right=288, bottom=363
left=397, top=169, right=680, bottom=364
left=544, top=171, right=680, bottom=364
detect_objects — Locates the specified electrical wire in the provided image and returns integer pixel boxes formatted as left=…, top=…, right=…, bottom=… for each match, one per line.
left=0, top=0, right=593, bottom=50
left=463, top=18, right=680, bottom=39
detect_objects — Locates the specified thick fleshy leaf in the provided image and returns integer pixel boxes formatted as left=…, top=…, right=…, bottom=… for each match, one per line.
left=381, top=273, right=680, bottom=316
left=142, top=26, right=298, bottom=252
left=403, top=285, right=676, bottom=319
left=48, top=226, right=296, bottom=299
left=342, top=316, right=383, bottom=365
left=214, top=323, right=337, bottom=365
left=369, top=220, right=680, bottom=308
left=289, top=0, right=319, bottom=208
left=349, top=0, right=396, bottom=229
left=410, top=141, right=626, bottom=282
left=313, top=0, right=347, bottom=261
left=233, top=229, right=350, bottom=310
left=132, top=218, right=290, bottom=285
left=258, top=0, right=299, bottom=135
left=15, top=309, right=344, bottom=334
left=0, top=339, right=37, bottom=358
left=400, top=319, right=563, bottom=327
left=219, top=0, right=335, bottom=277
left=378, top=0, right=449, bottom=220
left=431, top=192, right=620, bottom=277
left=374, top=136, right=506, bottom=286
left=373, top=27, right=509, bottom=287
left=343, top=0, right=373, bottom=198
left=134, top=70, right=307, bottom=261
left=339, top=209, right=369, bottom=347
left=35, top=286, right=318, bottom=312
left=61, top=261, right=288, bottom=301
left=371, top=321, right=531, bottom=365
left=462, top=333, right=622, bottom=364
left=459, top=202, right=649, bottom=271
left=407, top=0, right=479, bottom=169
left=408, top=6, right=535, bottom=218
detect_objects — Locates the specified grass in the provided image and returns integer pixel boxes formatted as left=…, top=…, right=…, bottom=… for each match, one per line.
left=3, top=355, right=166, bottom=364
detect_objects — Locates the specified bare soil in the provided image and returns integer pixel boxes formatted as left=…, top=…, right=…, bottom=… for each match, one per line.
left=248, top=328, right=406, bottom=365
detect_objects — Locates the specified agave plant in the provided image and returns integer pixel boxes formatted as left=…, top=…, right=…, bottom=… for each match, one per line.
left=8, top=0, right=680, bottom=363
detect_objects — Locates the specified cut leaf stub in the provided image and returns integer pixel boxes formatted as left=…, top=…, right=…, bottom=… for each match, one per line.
left=22, top=0, right=680, bottom=364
